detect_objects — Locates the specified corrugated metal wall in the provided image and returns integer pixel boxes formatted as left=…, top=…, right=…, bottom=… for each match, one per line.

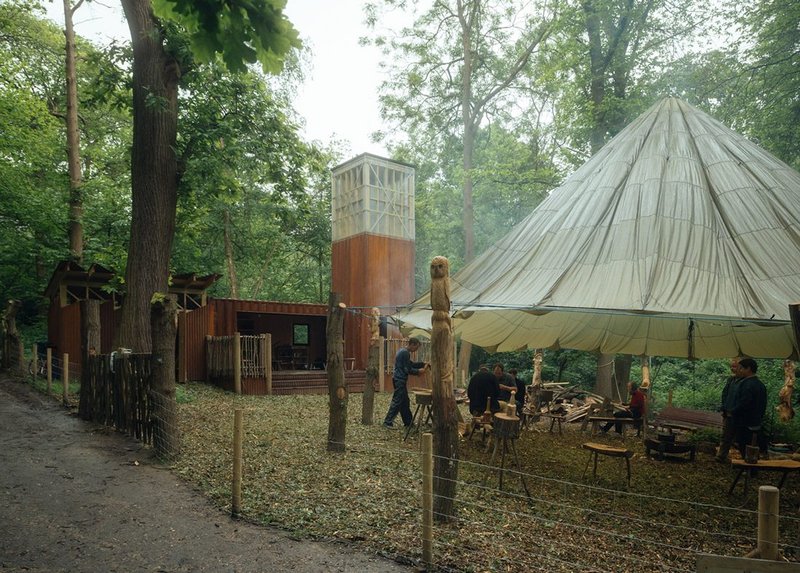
left=57, top=303, right=81, bottom=375
left=331, top=234, right=416, bottom=371
left=180, top=304, right=214, bottom=382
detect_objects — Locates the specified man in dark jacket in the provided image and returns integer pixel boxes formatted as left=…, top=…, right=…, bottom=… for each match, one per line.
left=383, top=338, right=428, bottom=429
left=731, top=358, right=768, bottom=457
left=716, top=357, right=741, bottom=463
left=467, top=365, right=500, bottom=417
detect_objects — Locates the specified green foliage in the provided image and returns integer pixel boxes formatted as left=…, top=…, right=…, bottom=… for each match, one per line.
left=152, top=0, right=301, bottom=74
left=544, top=0, right=712, bottom=162
left=170, top=61, right=338, bottom=302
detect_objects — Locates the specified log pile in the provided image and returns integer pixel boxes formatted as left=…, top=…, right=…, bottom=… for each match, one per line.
left=528, top=382, right=619, bottom=425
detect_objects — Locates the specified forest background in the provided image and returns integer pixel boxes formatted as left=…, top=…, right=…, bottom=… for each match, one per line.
left=1, top=0, right=798, bottom=439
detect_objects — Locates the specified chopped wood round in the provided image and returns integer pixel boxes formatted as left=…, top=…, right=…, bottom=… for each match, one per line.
left=493, top=412, right=521, bottom=439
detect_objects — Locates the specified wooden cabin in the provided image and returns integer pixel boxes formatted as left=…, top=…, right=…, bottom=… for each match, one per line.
left=43, top=261, right=219, bottom=375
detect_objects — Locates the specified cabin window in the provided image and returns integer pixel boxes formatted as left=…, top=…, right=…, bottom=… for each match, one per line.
left=293, top=324, right=309, bottom=346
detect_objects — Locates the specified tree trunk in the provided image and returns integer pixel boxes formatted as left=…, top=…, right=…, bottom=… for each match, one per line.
left=326, top=292, right=347, bottom=452
left=150, top=293, right=179, bottom=460
left=116, top=0, right=180, bottom=352
left=594, top=352, right=614, bottom=398
left=63, top=0, right=83, bottom=263
left=614, top=354, right=632, bottom=401
left=78, top=299, right=100, bottom=420
left=459, top=2, right=476, bottom=263
left=429, top=257, right=459, bottom=523
left=362, top=307, right=380, bottom=425
left=1, top=300, right=22, bottom=373
left=223, top=209, right=239, bottom=298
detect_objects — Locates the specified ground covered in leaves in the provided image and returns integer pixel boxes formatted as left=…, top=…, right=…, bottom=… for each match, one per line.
left=173, top=384, right=800, bottom=572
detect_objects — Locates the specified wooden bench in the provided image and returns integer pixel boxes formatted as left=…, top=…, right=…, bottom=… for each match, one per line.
left=541, top=413, right=565, bottom=434
left=588, top=416, right=639, bottom=437
left=728, top=459, right=800, bottom=495
left=652, top=407, right=723, bottom=433
left=644, top=437, right=696, bottom=461
left=582, top=442, right=633, bottom=487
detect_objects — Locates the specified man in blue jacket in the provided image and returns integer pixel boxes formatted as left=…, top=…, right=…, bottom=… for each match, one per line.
left=383, top=338, right=428, bottom=429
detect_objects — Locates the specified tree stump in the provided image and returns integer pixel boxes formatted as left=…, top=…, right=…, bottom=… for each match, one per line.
left=151, top=293, right=179, bottom=460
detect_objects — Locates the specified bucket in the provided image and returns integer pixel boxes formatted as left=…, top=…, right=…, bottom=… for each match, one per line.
left=744, top=445, right=759, bottom=464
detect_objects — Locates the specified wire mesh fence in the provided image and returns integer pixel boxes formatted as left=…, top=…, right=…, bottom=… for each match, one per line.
left=14, top=352, right=800, bottom=571
left=171, top=388, right=800, bottom=573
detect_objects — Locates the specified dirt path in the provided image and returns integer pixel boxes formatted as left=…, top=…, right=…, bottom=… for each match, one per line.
left=0, top=375, right=411, bottom=573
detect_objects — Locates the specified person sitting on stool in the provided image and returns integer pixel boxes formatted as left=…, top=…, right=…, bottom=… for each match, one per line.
left=602, top=382, right=646, bottom=435
left=468, top=365, right=500, bottom=417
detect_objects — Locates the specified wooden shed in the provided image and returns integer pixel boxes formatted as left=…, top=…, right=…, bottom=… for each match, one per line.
left=180, top=297, right=369, bottom=395
left=180, top=298, right=328, bottom=381
left=44, top=261, right=219, bottom=375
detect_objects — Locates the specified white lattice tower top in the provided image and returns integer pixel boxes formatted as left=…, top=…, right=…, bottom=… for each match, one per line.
left=331, top=153, right=415, bottom=242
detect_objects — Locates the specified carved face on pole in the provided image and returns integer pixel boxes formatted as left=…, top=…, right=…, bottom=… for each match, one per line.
left=430, top=256, right=449, bottom=278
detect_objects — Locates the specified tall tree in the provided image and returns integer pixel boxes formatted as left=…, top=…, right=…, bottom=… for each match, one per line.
left=0, top=3, right=130, bottom=325
left=548, top=0, right=710, bottom=161
left=115, top=0, right=299, bottom=350
left=63, top=0, right=84, bottom=262
left=367, top=0, right=557, bottom=262
left=734, top=0, right=800, bottom=169
left=169, top=62, right=334, bottom=303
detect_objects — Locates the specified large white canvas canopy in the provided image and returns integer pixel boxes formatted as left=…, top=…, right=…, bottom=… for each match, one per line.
left=396, top=98, right=800, bottom=359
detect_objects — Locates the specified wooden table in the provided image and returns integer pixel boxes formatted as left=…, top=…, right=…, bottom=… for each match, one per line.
left=728, top=459, right=800, bottom=495
left=653, top=421, right=698, bottom=435
left=588, top=416, right=639, bottom=437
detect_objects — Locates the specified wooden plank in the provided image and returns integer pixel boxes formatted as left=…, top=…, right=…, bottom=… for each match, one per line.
left=696, top=554, right=798, bottom=573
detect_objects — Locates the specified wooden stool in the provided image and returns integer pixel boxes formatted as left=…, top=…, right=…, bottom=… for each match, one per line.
left=480, top=413, right=531, bottom=498
left=582, top=442, right=633, bottom=487
left=403, top=390, right=433, bottom=441
left=468, top=415, right=492, bottom=443
left=541, top=413, right=565, bottom=434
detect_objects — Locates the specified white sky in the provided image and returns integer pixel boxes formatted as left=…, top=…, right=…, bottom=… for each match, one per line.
left=44, top=0, right=389, bottom=156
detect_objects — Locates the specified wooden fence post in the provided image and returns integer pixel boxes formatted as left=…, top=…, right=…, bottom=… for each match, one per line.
left=263, top=334, right=272, bottom=395
left=422, top=432, right=433, bottom=568
left=233, top=332, right=241, bottom=395
left=62, top=353, right=69, bottom=406
left=31, top=344, right=37, bottom=379
left=232, top=408, right=243, bottom=517
left=744, top=485, right=781, bottom=560
left=46, top=347, right=52, bottom=394
left=378, top=336, right=385, bottom=393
